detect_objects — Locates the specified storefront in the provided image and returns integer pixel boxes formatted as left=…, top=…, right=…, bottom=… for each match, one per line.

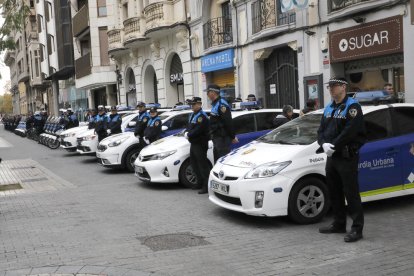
left=329, top=16, right=404, bottom=95
left=201, top=49, right=236, bottom=103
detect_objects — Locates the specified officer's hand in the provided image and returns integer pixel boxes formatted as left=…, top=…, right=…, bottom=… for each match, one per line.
left=107, top=129, right=111, bottom=134
left=322, top=143, right=335, bottom=157
left=143, top=137, right=150, bottom=144
left=184, top=132, right=189, bottom=139
left=135, top=135, right=140, bottom=139
left=232, top=137, right=239, bottom=144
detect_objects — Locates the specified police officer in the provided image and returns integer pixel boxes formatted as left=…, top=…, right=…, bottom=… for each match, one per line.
left=33, top=111, right=44, bottom=135
left=143, top=108, right=162, bottom=144
left=134, top=102, right=150, bottom=145
left=207, top=84, right=238, bottom=163
left=317, top=77, right=366, bottom=243
left=273, top=105, right=294, bottom=128
left=67, top=108, right=79, bottom=129
left=87, top=109, right=97, bottom=130
left=95, top=106, right=109, bottom=142
left=184, top=97, right=210, bottom=194
left=108, top=106, right=122, bottom=135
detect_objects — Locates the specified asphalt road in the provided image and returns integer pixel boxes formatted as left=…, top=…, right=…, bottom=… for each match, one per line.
left=1, top=126, right=414, bottom=276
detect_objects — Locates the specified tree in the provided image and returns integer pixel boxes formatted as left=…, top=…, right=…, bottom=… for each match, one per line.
left=0, top=0, right=30, bottom=51
left=0, top=80, right=13, bottom=113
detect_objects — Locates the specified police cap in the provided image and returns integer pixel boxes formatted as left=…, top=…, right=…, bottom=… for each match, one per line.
left=326, top=77, right=348, bottom=86
left=149, top=107, right=158, bottom=113
left=98, top=106, right=105, bottom=112
left=188, top=97, right=202, bottom=105
left=136, top=101, right=146, bottom=108
left=110, top=106, right=117, bottom=111
left=205, top=84, right=220, bottom=93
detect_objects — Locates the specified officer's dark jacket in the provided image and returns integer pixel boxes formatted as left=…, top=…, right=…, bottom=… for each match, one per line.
left=108, top=113, right=122, bottom=134
left=26, top=115, right=34, bottom=128
left=317, top=96, right=366, bottom=152
left=33, top=115, right=44, bottom=130
left=144, top=116, right=162, bottom=143
left=210, top=97, right=235, bottom=139
left=67, top=113, right=79, bottom=129
left=88, top=115, right=97, bottom=129
left=186, top=109, right=210, bottom=144
left=95, top=113, right=109, bottom=133
left=134, top=111, right=150, bottom=137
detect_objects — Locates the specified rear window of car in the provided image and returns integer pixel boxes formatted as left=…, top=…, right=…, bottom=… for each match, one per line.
left=255, top=112, right=278, bottom=131
left=233, top=114, right=255, bottom=134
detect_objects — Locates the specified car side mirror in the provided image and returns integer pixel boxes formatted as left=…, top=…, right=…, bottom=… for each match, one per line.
left=161, top=125, right=168, bottom=131
left=128, top=121, right=136, bottom=127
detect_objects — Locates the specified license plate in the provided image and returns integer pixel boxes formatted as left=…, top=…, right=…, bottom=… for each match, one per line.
left=210, top=180, right=229, bottom=195
left=136, top=166, right=144, bottom=174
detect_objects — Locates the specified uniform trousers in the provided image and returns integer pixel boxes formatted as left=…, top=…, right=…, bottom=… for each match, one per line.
left=212, top=136, right=231, bottom=163
left=190, top=142, right=210, bottom=190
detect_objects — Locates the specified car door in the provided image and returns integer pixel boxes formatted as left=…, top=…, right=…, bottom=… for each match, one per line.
left=358, top=108, right=402, bottom=194
left=391, top=107, right=414, bottom=189
left=162, top=113, right=190, bottom=137
left=232, top=114, right=256, bottom=149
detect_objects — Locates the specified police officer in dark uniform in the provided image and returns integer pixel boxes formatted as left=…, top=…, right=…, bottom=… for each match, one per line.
left=184, top=97, right=210, bottom=194
left=143, top=108, right=162, bottom=144
left=207, top=84, right=238, bottom=163
left=134, top=102, right=150, bottom=145
left=67, top=108, right=79, bottom=129
left=317, top=77, right=366, bottom=243
left=33, top=111, right=44, bottom=135
left=87, top=109, right=97, bottom=130
left=108, top=106, right=122, bottom=135
left=95, top=106, right=109, bottom=142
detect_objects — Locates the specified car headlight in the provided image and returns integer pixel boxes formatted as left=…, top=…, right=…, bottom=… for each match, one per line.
left=148, top=150, right=177, bottom=161
left=244, top=161, right=291, bottom=179
left=83, top=135, right=96, bottom=141
left=108, top=136, right=129, bottom=147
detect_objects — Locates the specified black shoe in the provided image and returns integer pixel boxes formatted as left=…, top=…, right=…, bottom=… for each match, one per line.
left=344, top=231, right=363, bottom=242
left=198, top=190, right=208, bottom=194
left=191, top=185, right=202, bottom=190
left=319, top=224, right=346, bottom=234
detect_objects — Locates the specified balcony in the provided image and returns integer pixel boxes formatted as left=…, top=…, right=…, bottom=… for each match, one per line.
left=108, top=28, right=127, bottom=54
left=329, top=0, right=370, bottom=13
left=251, top=0, right=296, bottom=34
left=203, top=16, right=233, bottom=50
left=75, top=52, right=92, bottom=79
left=123, top=17, right=143, bottom=43
left=73, top=5, right=89, bottom=37
left=143, top=1, right=184, bottom=36
left=27, top=31, right=38, bottom=42
left=4, top=50, right=15, bottom=66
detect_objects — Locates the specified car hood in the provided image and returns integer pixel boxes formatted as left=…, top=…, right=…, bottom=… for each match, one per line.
left=100, top=132, right=135, bottom=145
left=140, top=135, right=189, bottom=156
left=219, top=141, right=307, bottom=168
left=61, top=126, right=88, bottom=135
left=77, top=129, right=95, bottom=138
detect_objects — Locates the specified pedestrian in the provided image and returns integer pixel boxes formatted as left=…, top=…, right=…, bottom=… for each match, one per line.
left=143, top=108, right=162, bottom=145
left=108, top=106, right=122, bottom=135
left=95, top=106, right=109, bottom=142
left=383, top=83, right=398, bottom=103
left=207, top=84, right=238, bottom=163
left=184, top=97, right=210, bottom=194
left=134, top=101, right=150, bottom=146
left=300, top=98, right=317, bottom=116
left=317, top=77, right=367, bottom=243
left=273, top=105, right=293, bottom=128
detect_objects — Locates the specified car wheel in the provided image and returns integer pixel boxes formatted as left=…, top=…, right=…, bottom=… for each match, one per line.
left=288, top=177, right=330, bottom=224
left=125, top=148, right=141, bottom=172
left=179, top=159, right=198, bottom=189
left=48, top=138, right=60, bottom=149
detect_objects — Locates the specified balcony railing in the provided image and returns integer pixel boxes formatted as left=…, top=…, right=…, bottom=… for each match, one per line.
left=329, top=0, right=371, bottom=13
left=108, top=29, right=123, bottom=51
left=73, top=5, right=89, bottom=37
left=123, top=17, right=140, bottom=42
left=75, top=52, right=91, bottom=79
left=143, top=1, right=179, bottom=33
left=252, top=0, right=296, bottom=34
left=203, top=16, right=233, bottom=50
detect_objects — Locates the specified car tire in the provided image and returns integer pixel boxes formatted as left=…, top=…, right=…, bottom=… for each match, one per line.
left=179, top=159, right=199, bottom=189
left=124, top=148, right=141, bottom=172
left=48, top=138, right=60, bottom=149
left=288, top=177, right=330, bottom=224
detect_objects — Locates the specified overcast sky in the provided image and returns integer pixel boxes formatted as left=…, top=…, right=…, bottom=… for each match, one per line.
left=0, top=11, right=11, bottom=96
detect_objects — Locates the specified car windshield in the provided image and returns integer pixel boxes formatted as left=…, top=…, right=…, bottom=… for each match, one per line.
left=257, top=113, right=322, bottom=145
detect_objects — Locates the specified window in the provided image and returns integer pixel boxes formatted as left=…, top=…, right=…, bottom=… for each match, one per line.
left=30, top=0, right=34, bottom=8
left=392, top=107, right=414, bottom=136
left=37, top=15, right=43, bottom=32
left=123, top=3, right=128, bottom=20
left=97, top=0, right=107, bottom=17
left=34, top=53, right=40, bottom=77
left=30, top=52, right=34, bottom=79
left=169, top=114, right=190, bottom=130
left=364, top=110, right=393, bottom=142
left=233, top=114, right=255, bottom=135
left=44, top=1, right=50, bottom=22
left=98, top=27, right=109, bottom=66
left=40, top=44, right=45, bottom=62
left=47, top=34, right=55, bottom=54
left=255, top=112, right=278, bottom=131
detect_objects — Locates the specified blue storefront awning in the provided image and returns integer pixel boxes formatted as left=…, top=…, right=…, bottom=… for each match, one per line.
left=201, top=49, right=234, bottom=73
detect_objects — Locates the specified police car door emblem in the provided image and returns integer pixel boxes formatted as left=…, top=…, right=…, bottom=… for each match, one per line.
left=242, top=148, right=256, bottom=155
left=219, top=171, right=225, bottom=179
left=349, top=108, right=358, bottom=118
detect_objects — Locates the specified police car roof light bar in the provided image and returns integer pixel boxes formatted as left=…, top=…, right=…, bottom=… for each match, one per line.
left=146, top=103, right=161, bottom=109
left=172, top=105, right=191, bottom=111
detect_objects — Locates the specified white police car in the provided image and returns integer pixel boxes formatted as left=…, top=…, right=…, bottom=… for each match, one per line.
left=208, top=104, right=414, bottom=224
left=134, top=108, right=299, bottom=188
left=96, top=107, right=195, bottom=172
left=60, top=125, right=89, bottom=152
left=76, top=112, right=138, bottom=155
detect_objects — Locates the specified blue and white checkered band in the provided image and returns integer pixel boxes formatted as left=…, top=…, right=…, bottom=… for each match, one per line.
left=328, top=79, right=348, bottom=85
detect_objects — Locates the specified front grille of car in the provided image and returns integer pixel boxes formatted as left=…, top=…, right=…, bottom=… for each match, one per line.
left=97, top=145, right=107, bottom=152
left=62, top=141, right=73, bottom=147
left=136, top=167, right=151, bottom=181
left=214, top=192, right=242, bottom=206
left=77, top=145, right=91, bottom=152
left=213, top=172, right=239, bottom=181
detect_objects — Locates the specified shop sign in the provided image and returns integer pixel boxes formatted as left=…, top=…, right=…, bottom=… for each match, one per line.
left=170, top=73, right=184, bottom=84
left=201, top=49, right=234, bottom=73
left=329, top=16, right=403, bottom=63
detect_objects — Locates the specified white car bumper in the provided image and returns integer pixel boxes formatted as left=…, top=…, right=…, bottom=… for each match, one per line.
left=208, top=165, right=291, bottom=217
left=134, top=154, right=186, bottom=183
left=77, top=139, right=98, bottom=154
left=96, top=146, right=122, bottom=166
left=60, top=136, right=77, bottom=149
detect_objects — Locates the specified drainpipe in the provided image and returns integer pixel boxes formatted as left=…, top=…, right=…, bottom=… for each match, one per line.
left=232, top=0, right=241, bottom=99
